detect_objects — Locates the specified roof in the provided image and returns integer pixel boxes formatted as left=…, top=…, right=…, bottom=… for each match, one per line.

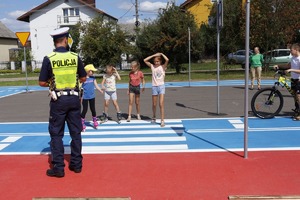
left=180, top=0, right=194, bottom=8
left=17, top=0, right=117, bottom=22
left=0, top=21, right=17, bottom=39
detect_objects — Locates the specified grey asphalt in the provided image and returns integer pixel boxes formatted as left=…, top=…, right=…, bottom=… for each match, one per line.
left=0, top=85, right=295, bottom=122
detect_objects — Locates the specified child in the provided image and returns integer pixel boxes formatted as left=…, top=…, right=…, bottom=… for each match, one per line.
left=101, top=64, right=122, bottom=122
left=274, top=43, right=300, bottom=120
left=81, top=64, right=103, bottom=130
left=144, top=52, right=169, bottom=127
left=127, top=61, right=145, bottom=122
left=249, top=46, right=264, bottom=90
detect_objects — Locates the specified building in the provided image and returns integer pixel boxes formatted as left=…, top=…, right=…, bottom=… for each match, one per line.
left=180, top=0, right=214, bottom=26
left=0, top=21, right=18, bottom=65
left=17, top=0, right=117, bottom=64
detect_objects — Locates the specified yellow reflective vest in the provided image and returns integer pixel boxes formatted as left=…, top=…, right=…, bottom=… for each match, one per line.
left=48, top=52, right=78, bottom=90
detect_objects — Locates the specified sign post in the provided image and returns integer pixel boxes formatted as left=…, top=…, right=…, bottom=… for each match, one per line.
left=15, top=32, right=30, bottom=92
left=216, top=0, right=223, bottom=114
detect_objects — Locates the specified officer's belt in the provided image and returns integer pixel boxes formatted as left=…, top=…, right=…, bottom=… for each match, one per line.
left=55, top=90, right=79, bottom=97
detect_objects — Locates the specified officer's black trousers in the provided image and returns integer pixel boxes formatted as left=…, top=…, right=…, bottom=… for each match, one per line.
left=48, top=95, right=83, bottom=172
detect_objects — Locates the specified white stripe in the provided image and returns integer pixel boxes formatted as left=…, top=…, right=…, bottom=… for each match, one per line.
left=186, top=127, right=300, bottom=133
left=1, top=147, right=300, bottom=155
left=82, top=136, right=186, bottom=143
left=1, top=136, right=22, bottom=143
left=83, top=129, right=184, bottom=135
left=228, top=119, right=243, bottom=124
left=65, top=144, right=188, bottom=153
left=0, top=144, right=10, bottom=150
left=232, top=124, right=244, bottom=129
left=85, top=124, right=183, bottom=130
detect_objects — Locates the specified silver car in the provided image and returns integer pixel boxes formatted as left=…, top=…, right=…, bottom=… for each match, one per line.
left=264, top=49, right=292, bottom=68
left=226, top=50, right=253, bottom=68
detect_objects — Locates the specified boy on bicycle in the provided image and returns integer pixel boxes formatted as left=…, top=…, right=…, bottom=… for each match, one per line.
left=274, top=43, right=300, bottom=120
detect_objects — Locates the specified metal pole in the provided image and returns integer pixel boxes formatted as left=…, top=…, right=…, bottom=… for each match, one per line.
left=244, top=0, right=251, bottom=159
left=24, top=46, right=28, bottom=92
left=216, top=0, right=222, bottom=114
left=188, top=27, right=191, bottom=87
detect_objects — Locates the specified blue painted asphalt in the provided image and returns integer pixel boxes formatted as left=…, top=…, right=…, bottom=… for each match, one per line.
left=0, top=117, right=300, bottom=155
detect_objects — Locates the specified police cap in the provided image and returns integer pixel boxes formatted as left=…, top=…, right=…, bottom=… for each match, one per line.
left=50, top=27, right=69, bottom=40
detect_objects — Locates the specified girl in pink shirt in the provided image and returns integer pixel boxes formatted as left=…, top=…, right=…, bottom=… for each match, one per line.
left=144, top=52, right=169, bottom=127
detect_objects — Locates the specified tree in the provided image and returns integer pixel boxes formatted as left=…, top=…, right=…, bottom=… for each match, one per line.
left=136, top=3, right=201, bottom=73
left=79, top=16, right=130, bottom=67
left=203, top=0, right=244, bottom=56
left=240, top=0, right=300, bottom=51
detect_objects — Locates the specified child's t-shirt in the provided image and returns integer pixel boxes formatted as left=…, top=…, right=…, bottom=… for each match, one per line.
left=291, top=56, right=300, bottom=79
left=151, top=65, right=165, bottom=86
left=129, top=71, right=144, bottom=86
left=103, top=73, right=117, bottom=92
left=82, top=76, right=95, bottom=99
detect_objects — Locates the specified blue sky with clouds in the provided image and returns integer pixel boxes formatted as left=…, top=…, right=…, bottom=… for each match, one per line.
left=0, top=0, right=186, bottom=32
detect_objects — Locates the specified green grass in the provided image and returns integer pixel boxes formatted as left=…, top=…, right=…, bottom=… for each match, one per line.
left=0, top=62, right=275, bottom=87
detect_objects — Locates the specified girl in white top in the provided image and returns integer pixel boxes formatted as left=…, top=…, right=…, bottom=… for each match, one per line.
left=144, top=52, right=169, bottom=127
left=101, top=64, right=122, bottom=121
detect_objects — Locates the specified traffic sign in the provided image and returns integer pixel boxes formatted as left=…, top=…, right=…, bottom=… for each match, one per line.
left=15, top=32, right=30, bottom=47
left=68, top=34, right=73, bottom=48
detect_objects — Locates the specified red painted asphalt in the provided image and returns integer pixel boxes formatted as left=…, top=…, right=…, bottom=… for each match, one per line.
left=1, top=151, right=300, bottom=199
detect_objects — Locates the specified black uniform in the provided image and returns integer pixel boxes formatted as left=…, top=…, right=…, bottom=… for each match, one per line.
left=39, top=46, right=86, bottom=174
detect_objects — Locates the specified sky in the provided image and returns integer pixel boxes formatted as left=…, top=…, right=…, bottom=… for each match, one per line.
left=0, top=0, right=186, bottom=33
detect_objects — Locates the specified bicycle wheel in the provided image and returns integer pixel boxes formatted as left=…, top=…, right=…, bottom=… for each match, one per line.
left=251, top=87, right=284, bottom=119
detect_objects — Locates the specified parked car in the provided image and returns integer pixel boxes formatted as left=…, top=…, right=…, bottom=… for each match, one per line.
left=264, top=49, right=292, bottom=68
left=226, top=50, right=253, bottom=69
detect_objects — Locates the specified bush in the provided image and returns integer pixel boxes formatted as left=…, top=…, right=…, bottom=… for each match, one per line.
left=0, top=69, right=22, bottom=74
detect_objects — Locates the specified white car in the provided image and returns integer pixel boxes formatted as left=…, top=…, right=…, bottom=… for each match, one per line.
left=264, top=49, right=292, bottom=68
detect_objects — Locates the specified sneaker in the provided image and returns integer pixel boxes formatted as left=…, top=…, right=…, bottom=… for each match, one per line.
left=137, top=114, right=141, bottom=120
left=102, top=113, right=108, bottom=122
left=151, top=118, right=156, bottom=124
left=126, top=116, right=131, bottom=122
left=117, top=112, right=122, bottom=121
left=293, top=115, right=300, bottom=121
left=160, top=120, right=165, bottom=127
left=81, top=118, right=86, bottom=131
left=46, top=169, right=65, bottom=178
left=92, top=116, right=98, bottom=128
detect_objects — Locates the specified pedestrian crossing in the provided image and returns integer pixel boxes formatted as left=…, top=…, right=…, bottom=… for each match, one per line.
left=73, top=119, right=188, bottom=154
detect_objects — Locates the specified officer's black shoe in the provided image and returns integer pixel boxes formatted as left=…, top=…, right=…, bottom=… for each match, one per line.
left=46, top=169, right=65, bottom=178
left=69, top=166, right=82, bottom=173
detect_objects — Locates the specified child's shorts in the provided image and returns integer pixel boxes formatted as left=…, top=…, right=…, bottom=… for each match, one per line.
left=129, top=84, right=141, bottom=95
left=104, top=91, right=117, bottom=100
left=152, top=85, right=165, bottom=95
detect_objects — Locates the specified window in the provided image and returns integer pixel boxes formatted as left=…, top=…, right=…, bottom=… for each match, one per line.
left=62, top=8, right=80, bottom=23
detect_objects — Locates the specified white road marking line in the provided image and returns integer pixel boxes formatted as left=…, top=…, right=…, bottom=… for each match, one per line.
left=64, top=144, right=189, bottom=153
left=228, top=119, right=245, bottom=129
left=83, top=129, right=184, bottom=135
left=1, top=136, right=22, bottom=143
left=82, top=136, right=186, bottom=143
left=0, top=144, right=10, bottom=150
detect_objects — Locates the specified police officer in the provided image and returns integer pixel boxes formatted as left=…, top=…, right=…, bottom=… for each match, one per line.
left=39, top=27, right=87, bottom=178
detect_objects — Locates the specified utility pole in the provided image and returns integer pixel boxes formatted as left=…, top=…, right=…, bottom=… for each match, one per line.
left=135, top=0, right=140, bottom=28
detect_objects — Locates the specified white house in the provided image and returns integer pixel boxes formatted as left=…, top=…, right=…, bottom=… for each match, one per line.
left=17, top=0, right=117, bottom=66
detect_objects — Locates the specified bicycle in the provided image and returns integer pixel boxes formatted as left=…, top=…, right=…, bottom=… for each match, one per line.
left=251, top=69, right=298, bottom=119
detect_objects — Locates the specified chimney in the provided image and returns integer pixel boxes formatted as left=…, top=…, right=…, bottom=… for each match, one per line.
left=82, top=0, right=95, bottom=7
